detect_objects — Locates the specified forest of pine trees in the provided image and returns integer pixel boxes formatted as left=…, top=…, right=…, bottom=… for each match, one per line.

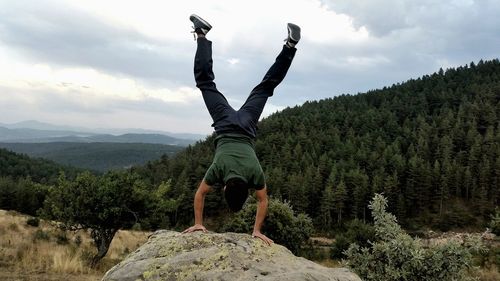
left=0, top=148, right=81, bottom=216
left=133, top=59, right=500, bottom=232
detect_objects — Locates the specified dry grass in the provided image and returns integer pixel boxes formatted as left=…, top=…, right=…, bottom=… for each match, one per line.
left=473, top=265, right=500, bottom=281
left=315, top=258, right=344, bottom=268
left=0, top=210, right=151, bottom=281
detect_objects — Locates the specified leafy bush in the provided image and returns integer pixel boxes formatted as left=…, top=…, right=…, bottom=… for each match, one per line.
left=299, top=241, right=328, bottom=260
left=74, top=235, right=82, bottom=246
left=489, top=207, right=500, bottom=236
left=221, top=198, right=313, bottom=254
left=8, top=222, right=19, bottom=232
left=131, top=223, right=143, bottom=231
left=80, top=249, right=95, bottom=266
left=431, top=202, right=478, bottom=232
left=33, top=229, right=50, bottom=241
left=345, top=193, right=483, bottom=281
left=331, top=219, right=375, bottom=259
left=26, top=217, right=40, bottom=227
left=55, top=231, right=69, bottom=245
left=330, top=234, right=350, bottom=260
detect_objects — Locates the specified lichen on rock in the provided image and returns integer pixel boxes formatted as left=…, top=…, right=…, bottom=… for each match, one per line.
left=102, top=230, right=361, bottom=281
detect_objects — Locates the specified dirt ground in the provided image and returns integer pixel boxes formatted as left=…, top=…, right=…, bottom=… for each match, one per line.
left=0, top=271, right=102, bottom=281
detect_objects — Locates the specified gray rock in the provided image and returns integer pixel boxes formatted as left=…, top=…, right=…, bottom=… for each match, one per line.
left=102, top=230, right=361, bottom=281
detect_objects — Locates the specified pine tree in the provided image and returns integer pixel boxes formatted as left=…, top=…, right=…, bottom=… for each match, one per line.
left=319, top=173, right=335, bottom=229
left=333, top=179, right=348, bottom=225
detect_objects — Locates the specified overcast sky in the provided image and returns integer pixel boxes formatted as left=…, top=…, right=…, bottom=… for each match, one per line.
left=0, top=0, right=498, bottom=135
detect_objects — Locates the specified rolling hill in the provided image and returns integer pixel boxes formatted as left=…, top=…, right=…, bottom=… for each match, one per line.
left=0, top=142, right=184, bottom=172
left=0, top=120, right=206, bottom=140
left=0, top=148, right=81, bottom=183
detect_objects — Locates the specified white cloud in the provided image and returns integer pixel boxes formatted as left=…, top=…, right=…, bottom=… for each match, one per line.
left=227, top=58, right=240, bottom=65
left=0, top=0, right=499, bottom=134
left=0, top=58, right=199, bottom=105
left=261, top=102, right=286, bottom=120
left=64, top=0, right=369, bottom=46
left=321, top=0, right=499, bottom=38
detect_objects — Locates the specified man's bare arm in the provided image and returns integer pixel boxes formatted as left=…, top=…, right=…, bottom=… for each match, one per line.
left=252, top=186, right=273, bottom=245
left=183, top=180, right=212, bottom=233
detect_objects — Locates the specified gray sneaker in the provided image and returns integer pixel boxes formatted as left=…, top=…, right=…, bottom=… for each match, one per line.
left=189, top=14, right=212, bottom=35
left=286, top=23, right=301, bottom=44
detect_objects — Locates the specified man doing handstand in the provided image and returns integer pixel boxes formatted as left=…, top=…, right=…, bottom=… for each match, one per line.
left=183, top=14, right=300, bottom=245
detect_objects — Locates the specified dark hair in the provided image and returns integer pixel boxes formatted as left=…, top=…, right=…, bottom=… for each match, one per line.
left=224, top=177, right=249, bottom=212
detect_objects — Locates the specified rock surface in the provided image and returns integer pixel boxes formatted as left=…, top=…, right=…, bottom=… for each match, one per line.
left=102, top=230, right=361, bottom=281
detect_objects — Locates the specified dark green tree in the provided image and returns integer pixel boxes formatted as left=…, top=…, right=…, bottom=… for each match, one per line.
left=319, top=170, right=336, bottom=229
left=332, top=179, right=348, bottom=225
left=42, top=171, right=147, bottom=266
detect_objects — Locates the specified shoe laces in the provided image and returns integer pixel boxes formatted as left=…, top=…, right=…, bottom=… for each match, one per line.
left=191, top=26, right=197, bottom=40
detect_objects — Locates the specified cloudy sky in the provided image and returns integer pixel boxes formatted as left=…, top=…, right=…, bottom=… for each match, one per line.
left=0, top=0, right=498, bottom=135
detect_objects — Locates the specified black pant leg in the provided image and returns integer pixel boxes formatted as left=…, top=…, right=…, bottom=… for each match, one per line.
left=237, top=45, right=297, bottom=136
left=194, top=38, right=235, bottom=128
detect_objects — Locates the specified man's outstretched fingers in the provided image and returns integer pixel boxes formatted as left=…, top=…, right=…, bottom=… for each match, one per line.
left=252, top=232, right=274, bottom=246
left=182, top=224, right=207, bottom=234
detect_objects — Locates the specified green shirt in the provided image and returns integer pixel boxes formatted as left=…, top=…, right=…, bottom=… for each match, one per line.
left=204, top=133, right=265, bottom=190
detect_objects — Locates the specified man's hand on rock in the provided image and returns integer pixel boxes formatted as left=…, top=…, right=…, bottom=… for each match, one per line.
left=252, top=231, right=273, bottom=246
left=182, top=224, right=207, bottom=234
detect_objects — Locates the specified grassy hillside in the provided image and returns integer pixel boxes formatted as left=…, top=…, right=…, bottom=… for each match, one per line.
left=0, top=209, right=150, bottom=281
left=0, top=142, right=183, bottom=172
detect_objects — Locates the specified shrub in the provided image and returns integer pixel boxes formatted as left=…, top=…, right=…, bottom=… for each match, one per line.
left=122, top=247, right=130, bottom=256
left=489, top=207, right=500, bottom=236
left=432, top=201, right=478, bottom=231
left=26, top=217, right=40, bottom=227
left=331, top=234, right=350, bottom=259
left=55, top=231, right=69, bottom=245
left=299, top=240, right=328, bottom=260
left=345, top=193, right=484, bottom=281
left=221, top=198, right=313, bottom=254
left=8, top=223, right=19, bottom=232
left=330, top=219, right=376, bottom=260
left=74, top=235, right=82, bottom=247
left=80, top=249, right=95, bottom=266
left=33, top=229, right=50, bottom=241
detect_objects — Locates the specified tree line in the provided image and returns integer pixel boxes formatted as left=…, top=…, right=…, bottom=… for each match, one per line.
left=0, top=148, right=81, bottom=216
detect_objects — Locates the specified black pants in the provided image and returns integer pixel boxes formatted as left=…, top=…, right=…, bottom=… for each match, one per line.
left=194, top=37, right=296, bottom=139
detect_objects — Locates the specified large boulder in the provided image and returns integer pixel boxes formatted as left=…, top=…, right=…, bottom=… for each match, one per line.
left=102, top=230, right=361, bottom=281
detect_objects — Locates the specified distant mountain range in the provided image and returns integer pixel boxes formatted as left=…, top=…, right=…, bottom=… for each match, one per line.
left=0, top=120, right=206, bottom=171
left=0, top=120, right=208, bottom=146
